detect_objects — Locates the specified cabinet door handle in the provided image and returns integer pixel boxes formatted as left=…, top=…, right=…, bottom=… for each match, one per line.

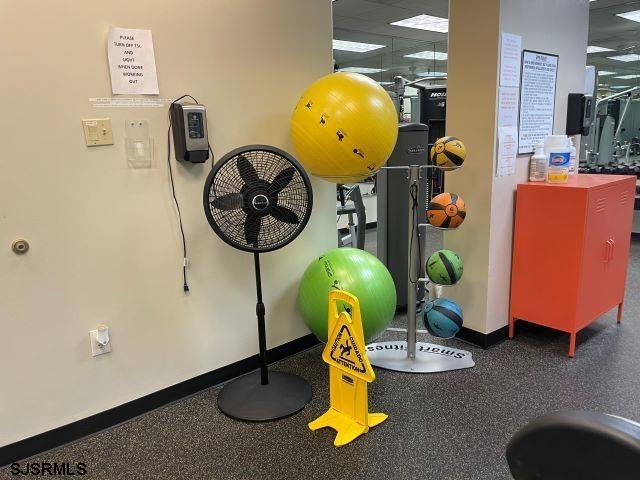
left=609, top=238, right=615, bottom=262
left=604, top=240, right=612, bottom=262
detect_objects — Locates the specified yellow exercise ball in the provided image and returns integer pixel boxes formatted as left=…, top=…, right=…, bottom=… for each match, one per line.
left=290, top=72, right=398, bottom=183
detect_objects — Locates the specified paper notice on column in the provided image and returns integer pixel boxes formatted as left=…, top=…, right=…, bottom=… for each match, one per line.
left=496, top=32, right=521, bottom=176
left=498, top=126, right=518, bottom=177
left=497, top=86, right=519, bottom=177
left=499, top=33, right=522, bottom=87
left=518, top=51, right=558, bottom=154
left=498, top=86, right=519, bottom=129
left=107, top=27, right=159, bottom=95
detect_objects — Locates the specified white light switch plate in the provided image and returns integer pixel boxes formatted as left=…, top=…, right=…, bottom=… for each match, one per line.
left=90, top=329, right=111, bottom=356
left=82, top=118, right=114, bottom=146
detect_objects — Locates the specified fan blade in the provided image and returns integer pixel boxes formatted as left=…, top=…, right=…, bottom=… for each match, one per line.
left=237, top=154, right=259, bottom=185
left=244, top=213, right=261, bottom=245
left=210, top=193, right=243, bottom=211
left=271, top=206, right=300, bottom=224
left=268, top=167, right=295, bottom=195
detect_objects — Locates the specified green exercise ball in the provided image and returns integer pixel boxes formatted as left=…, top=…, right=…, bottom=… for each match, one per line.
left=298, top=248, right=396, bottom=343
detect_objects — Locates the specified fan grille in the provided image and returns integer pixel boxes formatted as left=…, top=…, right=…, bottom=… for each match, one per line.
left=204, top=147, right=313, bottom=253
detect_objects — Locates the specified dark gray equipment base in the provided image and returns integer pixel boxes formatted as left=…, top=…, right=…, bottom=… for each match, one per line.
left=217, top=371, right=312, bottom=422
left=506, top=410, right=640, bottom=480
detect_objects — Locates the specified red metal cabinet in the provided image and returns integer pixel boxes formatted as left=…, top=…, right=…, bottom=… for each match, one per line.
left=509, top=175, right=635, bottom=357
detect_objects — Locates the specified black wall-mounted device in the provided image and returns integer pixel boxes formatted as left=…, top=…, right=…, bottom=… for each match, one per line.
left=170, top=103, right=210, bottom=163
left=566, top=93, right=593, bottom=136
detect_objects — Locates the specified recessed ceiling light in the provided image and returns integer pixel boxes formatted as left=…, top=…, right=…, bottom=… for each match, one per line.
left=611, top=85, right=631, bottom=89
left=332, top=39, right=385, bottom=53
left=617, top=9, right=640, bottom=23
left=597, top=71, right=617, bottom=76
left=390, top=14, right=449, bottom=33
left=339, top=67, right=387, bottom=73
left=587, top=46, right=614, bottom=53
left=608, top=54, right=640, bottom=62
left=614, top=74, right=640, bottom=79
left=416, top=71, right=447, bottom=77
left=404, top=51, right=448, bottom=61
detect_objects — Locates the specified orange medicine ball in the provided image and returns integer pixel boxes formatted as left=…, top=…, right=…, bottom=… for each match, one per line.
left=427, top=192, right=466, bottom=229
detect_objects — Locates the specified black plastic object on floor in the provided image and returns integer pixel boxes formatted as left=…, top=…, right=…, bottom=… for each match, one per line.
left=506, top=410, right=640, bottom=480
left=217, top=371, right=312, bottom=422
left=203, top=145, right=314, bottom=421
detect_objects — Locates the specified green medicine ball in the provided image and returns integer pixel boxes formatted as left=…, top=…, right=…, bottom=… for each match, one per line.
left=298, top=247, right=396, bottom=343
left=426, top=249, right=463, bottom=285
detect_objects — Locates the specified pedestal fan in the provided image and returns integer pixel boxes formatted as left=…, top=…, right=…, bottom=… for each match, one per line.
left=203, top=145, right=314, bottom=421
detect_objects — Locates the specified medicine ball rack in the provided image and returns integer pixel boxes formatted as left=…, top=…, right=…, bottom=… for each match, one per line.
left=366, top=164, right=475, bottom=373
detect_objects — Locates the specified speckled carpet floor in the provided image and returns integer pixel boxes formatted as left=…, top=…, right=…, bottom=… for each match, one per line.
left=3, top=235, right=639, bottom=480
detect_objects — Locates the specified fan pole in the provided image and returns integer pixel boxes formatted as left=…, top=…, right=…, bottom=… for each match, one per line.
left=254, top=252, right=269, bottom=385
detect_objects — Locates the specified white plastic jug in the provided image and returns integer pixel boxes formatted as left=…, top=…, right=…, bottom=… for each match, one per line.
left=545, top=135, right=570, bottom=183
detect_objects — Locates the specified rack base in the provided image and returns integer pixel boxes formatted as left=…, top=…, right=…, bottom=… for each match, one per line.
left=366, top=341, right=475, bottom=373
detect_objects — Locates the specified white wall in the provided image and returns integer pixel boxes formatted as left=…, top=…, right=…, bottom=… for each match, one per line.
left=0, top=0, right=335, bottom=447
left=447, top=0, right=589, bottom=334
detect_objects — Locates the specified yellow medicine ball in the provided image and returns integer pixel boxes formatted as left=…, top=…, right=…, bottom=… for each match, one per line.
left=290, top=72, right=398, bottom=183
left=430, top=136, right=467, bottom=171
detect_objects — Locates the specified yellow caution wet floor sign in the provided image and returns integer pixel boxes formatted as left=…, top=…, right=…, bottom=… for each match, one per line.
left=309, top=290, right=388, bottom=447
left=326, top=323, right=371, bottom=379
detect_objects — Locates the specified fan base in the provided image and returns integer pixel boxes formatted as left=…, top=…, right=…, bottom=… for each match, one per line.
left=217, top=371, right=312, bottom=422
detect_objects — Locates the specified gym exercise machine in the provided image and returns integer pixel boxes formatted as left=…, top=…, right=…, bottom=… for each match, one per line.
left=337, top=184, right=366, bottom=250
left=394, top=76, right=447, bottom=198
left=378, top=78, right=451, bottom=300
left=578, top=86, right=640, bottom=233
left=377, top=124, right=429, bottom=306
left=580, top=86, right=640, bottom=175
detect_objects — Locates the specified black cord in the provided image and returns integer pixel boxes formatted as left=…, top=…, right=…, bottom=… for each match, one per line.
left=166, top=94, right=208, bottom=293
left=408, top=183, right=420, bottom=284
left=208, top=142, right=215, bottom=167
left=416, top=187, right=422, bottom=276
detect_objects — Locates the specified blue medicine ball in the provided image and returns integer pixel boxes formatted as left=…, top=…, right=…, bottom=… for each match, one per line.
left=423, top=298, right=463, bottom=338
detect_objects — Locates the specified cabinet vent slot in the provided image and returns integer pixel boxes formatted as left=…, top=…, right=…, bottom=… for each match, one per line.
left=595, top=198, right=606, bottom=213
left=620, top=191, right=629, bottom=205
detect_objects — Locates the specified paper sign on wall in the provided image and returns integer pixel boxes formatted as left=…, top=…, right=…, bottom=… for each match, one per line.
left=497, top=86, right=519, bottom=177
left=496, top=32, right=521, bottom=177
left=498, top=126, right=518, bottom=177
left=498, top=86, right=519, bottom=128
left=518, top=50, right=558, bottom=154
left=500, top=32, right=522, bottom=88
left=107, top=27, right=159, bottom=95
